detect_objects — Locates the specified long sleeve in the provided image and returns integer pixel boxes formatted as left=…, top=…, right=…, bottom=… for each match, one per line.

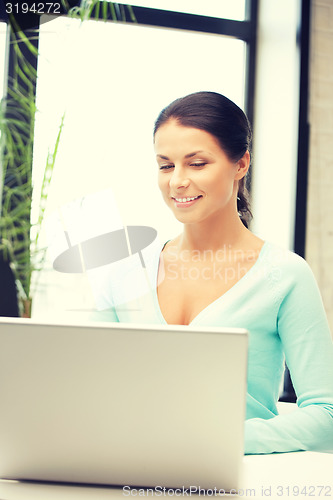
left=245, top=254, right=333, bottom=454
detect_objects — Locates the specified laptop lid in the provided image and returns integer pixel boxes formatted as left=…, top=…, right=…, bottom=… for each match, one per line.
left=0, top=318, right=248, bottom=491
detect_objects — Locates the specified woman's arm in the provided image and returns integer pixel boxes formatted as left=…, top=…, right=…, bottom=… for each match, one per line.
left=245, top=255, right=333, bottom=454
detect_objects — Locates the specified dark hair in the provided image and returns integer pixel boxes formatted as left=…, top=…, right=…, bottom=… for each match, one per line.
left=153, top=91, right=253, bottom=228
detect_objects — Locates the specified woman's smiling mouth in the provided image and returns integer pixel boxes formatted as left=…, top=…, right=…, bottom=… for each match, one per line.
left=172, top=195, right=202, bottom=207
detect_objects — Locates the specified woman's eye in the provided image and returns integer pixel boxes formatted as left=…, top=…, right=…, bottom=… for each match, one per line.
left=191, top=162, right=206, bottom=167
left=159, top=164, right=174, bottom=170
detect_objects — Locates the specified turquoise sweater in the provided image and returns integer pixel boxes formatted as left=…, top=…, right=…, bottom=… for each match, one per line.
left=88, top=240, right=333, bottom=455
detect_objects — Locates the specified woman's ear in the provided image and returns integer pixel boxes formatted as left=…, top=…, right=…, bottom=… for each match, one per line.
left=235, top=150, right=250, bottom=180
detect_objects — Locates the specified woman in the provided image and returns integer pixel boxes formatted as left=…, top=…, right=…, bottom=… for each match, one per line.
left=90, top=91, right=333, bottom=454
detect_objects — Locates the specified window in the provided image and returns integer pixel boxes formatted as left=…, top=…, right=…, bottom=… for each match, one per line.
left=0, top=22, right=7, bottom=100
left=0, top=22, right=8, bottom=211
left=0, top=3, right=257, bottom=319
left=31, top=13, right=248, bottom=318
left=33, top=16, right=246, bottom=233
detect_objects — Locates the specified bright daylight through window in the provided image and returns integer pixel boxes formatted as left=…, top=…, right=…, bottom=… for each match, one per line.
left=30, top=12, right=246, bottom=318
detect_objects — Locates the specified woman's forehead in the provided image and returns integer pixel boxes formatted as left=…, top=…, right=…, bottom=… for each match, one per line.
left=154, top=120, right=222, bottom=154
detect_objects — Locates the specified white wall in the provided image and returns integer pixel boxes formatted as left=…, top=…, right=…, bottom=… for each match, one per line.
left=250, top=0, right=301, bottom=250
left=306, top=0, right=333, bottom=332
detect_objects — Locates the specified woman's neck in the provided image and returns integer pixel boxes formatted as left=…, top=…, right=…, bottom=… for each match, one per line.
left=176, top=214, right=250, bottom=253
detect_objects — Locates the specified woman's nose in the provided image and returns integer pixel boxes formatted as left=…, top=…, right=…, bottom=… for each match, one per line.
left=169, top=167, right=190, bottom=190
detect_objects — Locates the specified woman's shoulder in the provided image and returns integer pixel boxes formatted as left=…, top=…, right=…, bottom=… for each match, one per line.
left=253, top=241, right=325, bottom=314
left=261, top=240, right=316, bottom=283
left=263, top=240, right=308, bottom=264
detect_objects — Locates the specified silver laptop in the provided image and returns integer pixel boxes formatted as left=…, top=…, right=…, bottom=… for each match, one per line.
left=0, top=318, right=248, bottom=491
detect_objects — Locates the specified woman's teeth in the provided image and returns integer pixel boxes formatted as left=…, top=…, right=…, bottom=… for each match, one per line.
left=174, top=196, right=200, bottom=202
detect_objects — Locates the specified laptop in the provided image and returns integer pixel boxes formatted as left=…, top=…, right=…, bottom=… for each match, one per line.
left=0, top=318, right=248, bottom=491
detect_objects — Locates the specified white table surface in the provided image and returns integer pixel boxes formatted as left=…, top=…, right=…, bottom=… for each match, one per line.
left=0, top=451, right=332, bottom=499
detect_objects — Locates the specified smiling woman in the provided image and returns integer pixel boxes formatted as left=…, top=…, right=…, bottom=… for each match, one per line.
left=154, top=91, right=253, bottom=229
left=153, top=92, right=263, bottom=326
left=90, top=91, right=333, bottom=456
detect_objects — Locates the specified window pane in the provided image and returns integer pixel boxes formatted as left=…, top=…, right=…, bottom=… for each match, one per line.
left=32, top=16, right=246, bottom=318
left=118, top=0, right=246, bottom=21
left=0, top=22, right=7, bottom=100
left=0, top=22, right=8, bottom=212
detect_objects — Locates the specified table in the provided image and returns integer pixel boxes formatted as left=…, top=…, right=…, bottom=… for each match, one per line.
left=0, top=451, right=332, bottom=499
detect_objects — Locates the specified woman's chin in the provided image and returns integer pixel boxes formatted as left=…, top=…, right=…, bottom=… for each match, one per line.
left=170, top=210, right=202, bottom=225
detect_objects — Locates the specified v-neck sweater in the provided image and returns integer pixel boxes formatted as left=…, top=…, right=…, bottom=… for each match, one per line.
left=88, top=239, right=333, bottom=455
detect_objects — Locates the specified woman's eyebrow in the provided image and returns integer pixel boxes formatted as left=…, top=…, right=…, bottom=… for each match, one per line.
left=156, top=151, right=207, bottom=160
left=184, top=150, right=205, bottom=158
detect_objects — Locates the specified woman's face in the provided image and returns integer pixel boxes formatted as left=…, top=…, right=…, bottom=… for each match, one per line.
left=154, top=120, right=248, bottom=226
